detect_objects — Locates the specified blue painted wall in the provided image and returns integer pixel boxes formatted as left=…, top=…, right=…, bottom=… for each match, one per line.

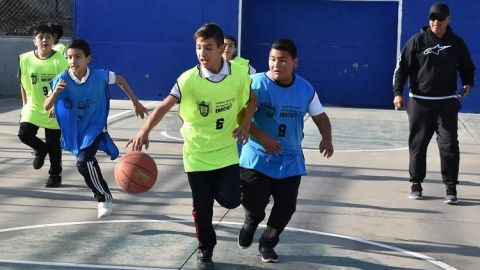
left=74, top=0, right=238, bottom=100
left=74, top=0, right=479, bottom=112
left=242, top=0, right=398, bottom=108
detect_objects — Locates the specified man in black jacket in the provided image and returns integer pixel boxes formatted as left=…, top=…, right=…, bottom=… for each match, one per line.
left=393, top=2, right=475, bottom=204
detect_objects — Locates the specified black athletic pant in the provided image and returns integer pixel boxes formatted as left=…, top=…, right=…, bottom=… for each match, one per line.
left=407, top=97, right=460, bottom=185
left=187, top=164, right=241, bottom=251
left=18, top=122, right=62, bottom=176
left=240, top=168, right=301, bottom=249
left=76, top=133, right=112, bottom=202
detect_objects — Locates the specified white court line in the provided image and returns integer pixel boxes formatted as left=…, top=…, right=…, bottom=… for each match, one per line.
left=107, top=101, right=160, bottom=122
left=303, top=147, right=409, bottom=153
left=0, top=259, right=173, bottom=270
left=160, top=130, right=408, bottom=152
left=0, top=219, right=457, bottom=270
left=160, top=131, right=183, bottom=141
left=110, top=105, right=408, bottom=152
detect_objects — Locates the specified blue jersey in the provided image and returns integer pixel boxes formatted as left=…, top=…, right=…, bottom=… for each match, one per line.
left=240, top=73, right=315, bottom=179
left=50, top=69, right=119, bottom=159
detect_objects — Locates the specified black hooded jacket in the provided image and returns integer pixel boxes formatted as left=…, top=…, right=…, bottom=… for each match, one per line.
left=393, top=26, right=475, bottom=97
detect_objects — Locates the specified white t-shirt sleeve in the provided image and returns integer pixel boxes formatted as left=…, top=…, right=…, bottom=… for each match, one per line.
left=249, top=64, right=256, bottom=74
left=308, top=91, right=325, bottom=116
left=170, top=83, right=181, bottom=101
left=108, top=71, right=116, bottom=84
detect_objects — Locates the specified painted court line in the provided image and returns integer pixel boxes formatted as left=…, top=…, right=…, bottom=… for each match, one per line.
left=107, top=101, right=159, bottom=122
left=303, top=146, right=409, bottom=153
left=282, top=227, right=457, bottom=270
left=0, top=259, right=173, bottom=270
left=108, top=105, right=409, bottom=152
left=160, top=130, right=408, bottom=152
left=0, top=219, right=457, bottom=270
left=160, top=131, right=183, bottom=141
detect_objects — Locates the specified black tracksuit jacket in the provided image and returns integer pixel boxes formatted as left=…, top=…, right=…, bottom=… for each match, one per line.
left=393, top=26, right=475, bottom=97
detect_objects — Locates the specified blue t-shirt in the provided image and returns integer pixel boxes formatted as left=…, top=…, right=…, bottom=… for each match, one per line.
left=240, top=72, right=315, bottom=179
left=50, top=69, right=119, bottom=159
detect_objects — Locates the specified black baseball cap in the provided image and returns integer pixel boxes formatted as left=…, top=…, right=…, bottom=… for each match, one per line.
left=429, top=2, right=450, bottom=20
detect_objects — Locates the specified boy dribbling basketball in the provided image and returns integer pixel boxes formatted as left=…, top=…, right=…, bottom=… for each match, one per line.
left=127, top=23, right=256, bottom=270
left=45, top=39, right=148, bottom=219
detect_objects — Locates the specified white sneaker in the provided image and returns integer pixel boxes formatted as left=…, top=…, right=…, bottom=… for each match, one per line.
left=98, top=202, right=113, bottom=219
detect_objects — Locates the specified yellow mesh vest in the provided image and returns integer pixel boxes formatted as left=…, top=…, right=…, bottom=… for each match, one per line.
left=19, top=51, right=68, bottom=129
left=177, top=63, right=251, bottom=172
left=53, top=43, right=67, bottom=56
left=231, top=56, right=250, bottom=67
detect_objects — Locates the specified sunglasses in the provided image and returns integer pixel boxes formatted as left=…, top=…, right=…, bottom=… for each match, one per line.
left=429, top=14, right=447, bottom=21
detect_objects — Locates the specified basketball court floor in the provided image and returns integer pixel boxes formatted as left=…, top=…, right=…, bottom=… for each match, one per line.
left=0, top=98, right=478, bottom=270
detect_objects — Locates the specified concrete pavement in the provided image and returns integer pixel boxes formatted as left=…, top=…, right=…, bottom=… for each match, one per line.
left=0, top=98, right=478, bottom=270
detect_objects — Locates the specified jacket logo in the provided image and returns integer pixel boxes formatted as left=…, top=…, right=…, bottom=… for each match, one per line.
left=198, top=101, right=210, bottom=117
left=423, top=44, right=451, bottom=55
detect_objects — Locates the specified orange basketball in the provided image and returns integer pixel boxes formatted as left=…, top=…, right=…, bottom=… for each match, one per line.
left=114, top=151, right=157, bottom=194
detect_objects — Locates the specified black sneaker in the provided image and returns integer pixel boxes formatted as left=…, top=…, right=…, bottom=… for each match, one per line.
left=196, top=249, right=214, bottom=270
left=409, top=182, right=423, bottom=199
left=33, top=150, right=47, bottom=170
left=238, top=223, right=257, bottom=249
left=259, top=246, right=279, bottom=263
left=445, top=184, right=458, bottom=205
left=45, top=175, right=62, bottom=188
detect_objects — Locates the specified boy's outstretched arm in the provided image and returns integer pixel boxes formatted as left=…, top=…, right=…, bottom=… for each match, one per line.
left=116, top=75, right=149, bottom=119
left=233, top=90, right=257, bottom=144
left=311, top=112, right=333, bottom=158
left=44, top=79, right=66, bottom=111
left=126, top=95, right=177, bottom=151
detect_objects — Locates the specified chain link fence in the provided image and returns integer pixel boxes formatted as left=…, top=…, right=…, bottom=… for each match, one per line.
left=0, top=0, right=73, bottom=36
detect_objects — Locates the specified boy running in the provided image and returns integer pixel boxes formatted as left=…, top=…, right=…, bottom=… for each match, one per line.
left=238, top=39, right=333, bottom=263
left=18, top=24, right=68, bottom=188
left=45, top=39, right=148, bottom=218
left=127, top=23, right=256, bottom=270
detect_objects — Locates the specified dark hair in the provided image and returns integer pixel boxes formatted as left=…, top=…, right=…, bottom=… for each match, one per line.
left=271, top=38, right=297, bottom=59
left=224, top=35, right=237, bottom=47
left=67, top=39, right=91, bottom=57
left=193, top=23, right=224, bottom=47
left=31, top=24, right=53, bottom=37
left=48, top=23, right=64, bottom=40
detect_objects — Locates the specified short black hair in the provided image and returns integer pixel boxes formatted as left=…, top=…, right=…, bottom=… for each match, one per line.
left=48, top=23, right=64, bottom=40
left=224, top=35, right=237, bottom=47
left=67, top=39, right=91, bottom=57
left=271, top=38, right=297, bottom=59
left=31, top=24, right=53, bottom=37
left=193, top=22, right=224, bottom=47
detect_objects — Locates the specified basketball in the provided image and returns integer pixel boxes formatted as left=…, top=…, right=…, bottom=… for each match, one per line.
left=114, top=151, right=158, bottom=194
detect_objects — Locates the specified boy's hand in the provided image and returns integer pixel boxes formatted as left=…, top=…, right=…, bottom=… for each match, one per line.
left=232, top=121, right=251, bottom=145
left=126, top=130, right=150, bottom=151
left=48, top=109, right=56, bottom=118
left=132, top=101, right=149, bottom=119
left=260, top=136, right=282, bottom=155
left=55, top=79, right=66, bottom=93
left=319, top=139, right=333, bottom=158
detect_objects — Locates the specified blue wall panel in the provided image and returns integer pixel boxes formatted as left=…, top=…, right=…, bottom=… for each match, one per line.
left=74, top=0, right=238, bottom=100
left=73, top=0, right=479, bottom=112
left=242, top=0, right=398, bottom=108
